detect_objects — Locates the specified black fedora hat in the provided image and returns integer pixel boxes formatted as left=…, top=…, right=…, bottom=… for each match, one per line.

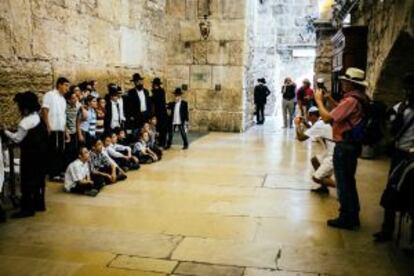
left=107, top=83, right=118, bottom=96
left=131, top=73, right=144, bottom=82
left=258, top=78, right=266, bottom=84
left=173, top=87, right=183, bottom=95
left=152, top=77, right=162, bottom=85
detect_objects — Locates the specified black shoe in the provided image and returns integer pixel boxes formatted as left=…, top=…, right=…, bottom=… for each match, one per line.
left=327, top=217, right=358, bottom=230
left=373, top=231, right=392, bottom=243
left=11, top=211, right=35, bottom=219
left=117, top=174, right=127, bottom=181
left=311, top=186, right=329, bottom=194
left=84, top=189, right=99, bottom=197
left=0, top=208, right=6, bottom=223
left=183, top=145, right=189, bottom=150
left=49, top=176, right=64, bottom=183
left=35, top=205, right=46, bottom=212
left=164, top=145, right=171, bottom=150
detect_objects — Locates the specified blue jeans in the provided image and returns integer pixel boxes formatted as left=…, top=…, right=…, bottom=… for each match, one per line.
left=333, top=142, right=362, bottom=221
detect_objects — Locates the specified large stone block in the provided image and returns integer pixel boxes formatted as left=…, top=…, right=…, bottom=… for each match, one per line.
left=167, top=41, right=193, bottom=65
left=222, top=0, right=246, bottom=19
left=190, top=65, right=212, bottom=89
left=89, top=18, right=121, bottom=65
left=120, top=26, right=148, bottom=66
left=185, top=0, right=198, bottom=20
left=1, top=0, right=33, bottom=58
left=32, top=17, right=66, bottom=59
left=192, top=41, right=208, bottom=64
left=180, top=21, right=201, bottom=41
left=166, top=65, right=190, bottom=81
left=210, top=19, right=245, bottom=41
left=166, top=0, right=185, bottom=19
left=195, top=89, right=222, bottom=110
left=212, top=66, right=243, bottom=90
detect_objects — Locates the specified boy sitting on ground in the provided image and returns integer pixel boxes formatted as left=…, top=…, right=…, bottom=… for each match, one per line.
left=143, top=122, right=163, bottom=160
left=90, top=139, right=127, bottom=184
left=64, top=147, right=104, bottom=197
left=133, top=131, right=159, bottom=164
left=103, top=133, right=140, bottom=171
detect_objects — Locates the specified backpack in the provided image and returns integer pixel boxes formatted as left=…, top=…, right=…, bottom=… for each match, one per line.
left=343, top=97, right=386, bottom=146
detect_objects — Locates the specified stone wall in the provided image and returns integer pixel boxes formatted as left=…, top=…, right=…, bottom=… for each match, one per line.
left=165, top=0, right=247, bottom=132
left=351, top=0, right=413, bottom=105
left=313, top=24, right=335, bottom=93
left=0, top=0, right=169, bottom=126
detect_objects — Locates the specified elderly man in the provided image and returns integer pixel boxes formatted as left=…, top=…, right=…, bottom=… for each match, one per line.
left=315, top=67, right=370, bottom=230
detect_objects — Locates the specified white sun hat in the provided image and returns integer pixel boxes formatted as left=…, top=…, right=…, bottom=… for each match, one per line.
left=339, top=67, right=368, bottom=87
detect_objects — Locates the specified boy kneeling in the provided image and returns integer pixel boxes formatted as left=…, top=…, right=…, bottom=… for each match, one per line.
left=64, top=147, right=104, bottom=197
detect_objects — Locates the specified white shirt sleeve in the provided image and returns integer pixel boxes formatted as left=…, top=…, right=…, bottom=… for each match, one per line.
left=4, top=114, right=40, bottom=143
left=42, top=92, right=52, bottom=109
left=106, top=145, right=125, bottom=159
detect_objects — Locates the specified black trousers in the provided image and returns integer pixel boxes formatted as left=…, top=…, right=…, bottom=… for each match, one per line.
left=48, top=131, right=65, bottom=178
left=156, top=115, right=168, bottom=148
left=167, top=124, right=188, bottom=147
left=70, top=175, right=105, bottom=195
left=381, top=149, right=412, bottom=234
left=65, top=133, right=78, bottom=168
left=20, top=178, right=46, bottom=215
left=256, top=103, right=265, bottom=123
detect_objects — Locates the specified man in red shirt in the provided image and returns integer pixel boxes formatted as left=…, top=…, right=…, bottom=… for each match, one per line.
left=297, top=79, right=314, bottom=118
left=315, top=67, right=369, bottom=230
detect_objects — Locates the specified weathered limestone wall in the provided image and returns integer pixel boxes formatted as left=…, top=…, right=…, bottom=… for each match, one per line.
left=165, top=0, right=247, bottom=132
left=351, top=0, right=413, bottom=105
left=313, top=26, right=335, bottom=92
left=0, top=0, right=169, bottom=125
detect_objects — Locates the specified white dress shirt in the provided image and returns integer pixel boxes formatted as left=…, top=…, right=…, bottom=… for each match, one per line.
left=137, top=89, right=147, bottom=112
left=110, top=100, right=121, bottom=129
left=42, top=89, right=67, bottom=131
left=173, top=100, right=182, bottom=125
left=64, top=159, right=90, bottom=191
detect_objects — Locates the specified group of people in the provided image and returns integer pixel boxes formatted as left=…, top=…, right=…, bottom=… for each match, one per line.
left=293, top=67, right=414, bottom=251
left=0, top=73, right=190, bottom=221
left=254, top=76, right=323, bottom=129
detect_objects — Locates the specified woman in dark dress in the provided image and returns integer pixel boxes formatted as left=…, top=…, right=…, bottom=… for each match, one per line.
left=3, top=91, right=48, bottom=218
left=151, top=78, right=168, bottom=148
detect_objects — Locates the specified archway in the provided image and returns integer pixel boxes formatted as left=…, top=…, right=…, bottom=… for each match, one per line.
left=373, top=31, right=414, bottom=106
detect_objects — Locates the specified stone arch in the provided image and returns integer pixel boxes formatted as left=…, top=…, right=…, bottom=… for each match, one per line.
left=373, top=31, right=414, bottom=106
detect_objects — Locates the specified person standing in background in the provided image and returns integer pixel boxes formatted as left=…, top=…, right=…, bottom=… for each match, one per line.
left=151, top=78, right=168, bottom=148
left=281, top=77, right=296, bottom=128
left=297, top=79, right=314, bottom=118
left=254, top=78, right=271, bottom=125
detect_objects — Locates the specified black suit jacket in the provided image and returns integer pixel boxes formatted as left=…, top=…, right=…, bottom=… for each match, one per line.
left=151, top=88, right=168, bottom=119
left=254, top=84, right=271, bottom=105
left=125, top=88, right=152, bottom=129
left=167, top=100, right=189, bottom=125
left=104, top=95, right=124, bottom=131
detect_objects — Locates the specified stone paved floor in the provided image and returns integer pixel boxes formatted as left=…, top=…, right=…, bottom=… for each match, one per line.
left=0, top=118, right=413, bottom=275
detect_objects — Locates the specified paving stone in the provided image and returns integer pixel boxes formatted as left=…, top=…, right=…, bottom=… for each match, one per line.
left=174, top=261, right=243, bottom=276
left=110, top=255, right=177, bottom=273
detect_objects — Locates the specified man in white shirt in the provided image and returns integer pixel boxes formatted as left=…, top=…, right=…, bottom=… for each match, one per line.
left=166, top=88, right=189, bottom=150
left=295, top=106, right=335, bottom=194
left=64, top=147, right=104, bottom=197
left=41, top=77, right=70, bottom=182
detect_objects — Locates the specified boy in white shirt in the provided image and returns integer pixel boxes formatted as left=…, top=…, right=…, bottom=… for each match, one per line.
left=133, top=131, right=158, bottom=164
left=41, top=77, right=70, bottom=182
left=64, top=147, right=104, bottom=197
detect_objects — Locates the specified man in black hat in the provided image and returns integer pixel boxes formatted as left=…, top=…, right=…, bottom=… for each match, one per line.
left=125, top=73, right=152, bottom=136
left=254, top=78, right=271, bottom=125
left=151, top=77, right=168, bottom=148
left=166, top=88, right=189, bottom=150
